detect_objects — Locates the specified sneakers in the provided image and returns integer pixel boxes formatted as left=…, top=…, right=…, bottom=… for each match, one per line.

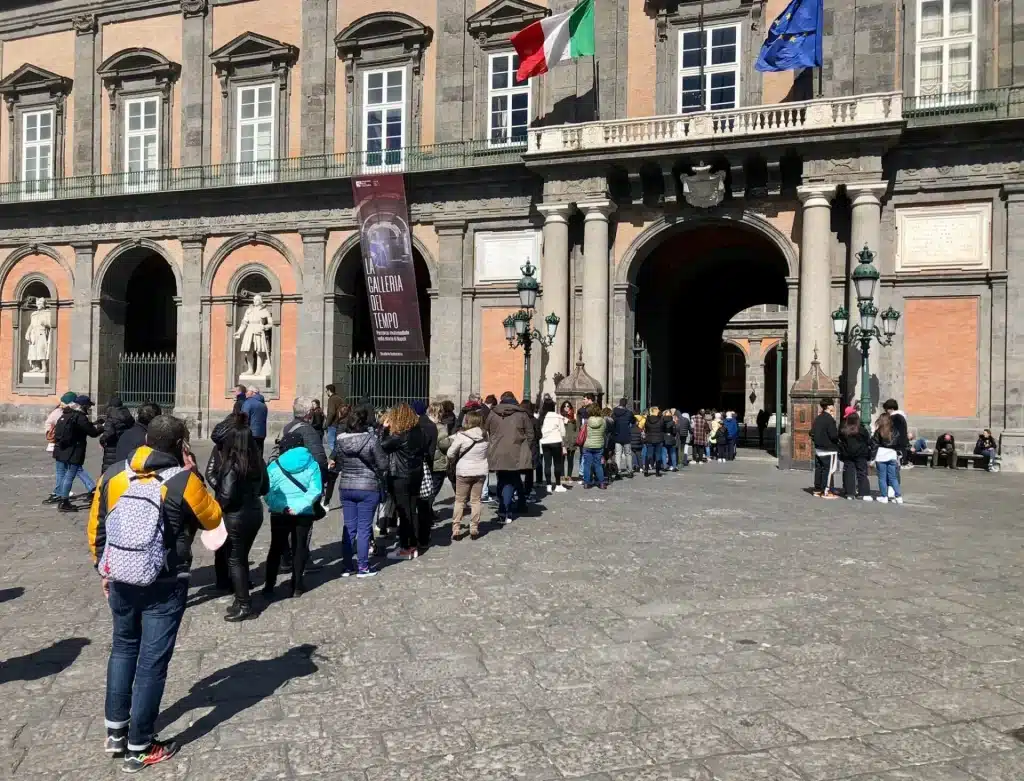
left=876, top=496, right=889, bottom=504
left=894, top=496, right=904, bottom=504
left=42, top=494, right=59, bottom=505
left=527, top=491, right=538, bottom=503
left=105, top=730, right=128, bottom=756
left=356, top=568, right=378, bottom=578
left=386, top=547, right=418, bottom=561
left=887, top=486, right=896, bottom=499
left=122, top=739, right=179, bottom=774
left=57, top=499, right=77, bottom=513
left=553, top=484, right=568, bottom=493
left=862, top=495, right=874, bottom=501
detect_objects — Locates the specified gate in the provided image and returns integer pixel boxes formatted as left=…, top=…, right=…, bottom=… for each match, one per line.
left=632, top=335, right=652, bottom=412
left=344, top=354, right=430, bottom=410
left=117, top=353, right=176, bottom=408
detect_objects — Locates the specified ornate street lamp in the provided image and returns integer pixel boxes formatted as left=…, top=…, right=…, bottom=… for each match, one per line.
left=505, top=260, right=559, bottom=402
left=831, top=244, right=900, bottom=423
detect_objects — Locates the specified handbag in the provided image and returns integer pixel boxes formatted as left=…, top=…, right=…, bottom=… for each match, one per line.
left=446, top=436, right=480, bottom=485
left=419, top=471, right=435, bottom=500
left=575, top=421, right=588, bottom=448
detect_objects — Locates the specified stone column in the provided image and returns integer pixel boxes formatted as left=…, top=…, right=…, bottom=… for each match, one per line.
left=797, top=184, right=836, bottom=378
left=71, top=241, right=95, bottom=397
left=175, top=235, right=205, bottom=432
left=579, top=200, right=615, bottom=395
left=746, top=338, right=764, bottom=425
left=298, top=229, right=327, bottom=398
left=180, top=1, right=208, bottom=168
left=72, top=15, right=97, bottom=175
left=1000, top=187, right=1024, bottom=469
left=537, top=203, right=572, bottom=393
left=431, top=222, right=466, bottom=401
left=844, top=181, right=887, bottom=405
left=300, top=0, right=329, bottom=156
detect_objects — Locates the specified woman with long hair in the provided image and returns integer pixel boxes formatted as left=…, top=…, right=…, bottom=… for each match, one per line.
left=538, top=397, right=567, bottom=493
left=447, top=409, right=489, bottom=540
left=209, top=413, right=269, bottom=621
left=838, top=412, right=874, bottom=500
left=644, top=406, right=666, bottom=476
left=872, top=411, right=904, bottom=504
left=380, top=403, right=427, bottom=560
left=560, top=401, right=578, bottom=484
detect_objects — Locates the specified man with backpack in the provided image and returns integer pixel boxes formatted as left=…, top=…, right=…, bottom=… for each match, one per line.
left=52, top=394, right=102, bottom=512
left=87, top=414, right=223, bottom=773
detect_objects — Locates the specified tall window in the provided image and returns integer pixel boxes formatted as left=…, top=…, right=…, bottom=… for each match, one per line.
left=678, top=24, right=741, bottom=114
left=125, top=97, right=160, bottom=191
left=489, top=53, right=530, bottom=146
left=22, top=109, right=54, bottom=198
left=363, top=69, right=404, bottom=171
left=236, top=84, right=275, bottom=183
left=916, top=0, right=975, bottom=101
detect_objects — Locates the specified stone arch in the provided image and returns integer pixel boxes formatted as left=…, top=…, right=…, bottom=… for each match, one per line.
left=0, top=244, right=74, bottom=297
left=14, top=273, right=56, bottom=302
left=616, top=210, right=798, bottom=287
left=94, top=238, right=181, bottom=299
left=226, top=262, right=282, bottom=297
left=326, top=231, right=439, bottom=292
left=203, top=232, right=301, bottom=296
left=722, top=337, right=749, bottom=356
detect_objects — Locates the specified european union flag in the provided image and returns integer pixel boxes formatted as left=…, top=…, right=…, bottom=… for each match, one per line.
left=755, top=0, right=823, bottom=72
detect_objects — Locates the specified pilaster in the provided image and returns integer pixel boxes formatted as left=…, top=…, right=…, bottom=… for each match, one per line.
left=431, top=221, right=466, bottom=401
left=298, top=229, right=327, bottom=398
left=579, top=200, right=615, bottom=394
left=180, top=0, right=208, bottom=168
left=175, top=235, right=206, bottom=432
left=300, top=0, right=329, bottom=156
left=71, top=241, right=95, bottom=397
left=72, top=16, right=97, bottom=176
left=537, top=203, right=573, bottom=395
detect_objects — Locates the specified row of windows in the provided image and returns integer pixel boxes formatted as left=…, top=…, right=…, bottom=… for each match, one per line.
left=15, top=0, right=975, bottom=194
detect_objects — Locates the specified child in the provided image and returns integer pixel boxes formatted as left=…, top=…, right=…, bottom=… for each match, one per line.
left=838, top=412, right=875, bottom=500
left=872, top=411, right=904, bottom=504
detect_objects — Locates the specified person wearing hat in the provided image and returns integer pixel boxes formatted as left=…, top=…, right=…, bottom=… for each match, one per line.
left=53, top=394, right=102, bottom=512
left=42, top=391, right=78, bottom=505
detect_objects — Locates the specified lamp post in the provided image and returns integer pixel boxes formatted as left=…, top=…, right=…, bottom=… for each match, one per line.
left=504, top=259, right=559, bottom=402
left=831, top=244, right=901, bottom=424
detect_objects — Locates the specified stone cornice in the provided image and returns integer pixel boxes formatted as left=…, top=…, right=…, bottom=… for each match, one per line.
left=0, top=1, right=179, bottom=37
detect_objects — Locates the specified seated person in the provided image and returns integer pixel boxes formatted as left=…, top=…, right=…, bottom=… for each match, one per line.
left=974, top=429, right=998, bottom=471
left=934, top=432, right=957, bottom=469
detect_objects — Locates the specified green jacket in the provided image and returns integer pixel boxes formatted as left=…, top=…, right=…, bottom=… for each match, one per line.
left=584, top=415, right=606, bottom=450
left=563, top=418, right=579, bottom=449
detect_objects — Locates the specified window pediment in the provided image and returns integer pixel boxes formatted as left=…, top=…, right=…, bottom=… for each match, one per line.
left=0, top=64, right=72, bottom=103
left=335, top=13, right=433, bottom=62
left=210, top=31, right=299, bottom=76
left=467, top=0, right=548, bottom=42
left=98, top=48, right=181, bottom=90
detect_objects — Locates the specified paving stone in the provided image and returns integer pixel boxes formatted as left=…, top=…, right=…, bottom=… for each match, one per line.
left=547, top=704, right=650, bottom=735
left=634, top=723, right=742, bottom=762
left=702, top=751, right=805, bottom=780
left=542, top=732, right=654, bottom=776
left=957, top=749, right=1024, bottom=781
left=608, top=761, right=712, bottom=780
left=455, top=742, right=561, bottom=781
left=770, top=739, right=897, bottom=779
left=861, top=729, right=962, bottom=764
left=845, top=697, right=949, bottom=729
left=771, top=704, right=881, bottom=740
left=184, top=745, right=289, bottom=780
left=382, top=724, right=474, bottom=761
left=921, top=721, right=1022, bottom=755
left=711, top=712, right=809, bottom=750
left=911, top=688, right=1024, bottom=720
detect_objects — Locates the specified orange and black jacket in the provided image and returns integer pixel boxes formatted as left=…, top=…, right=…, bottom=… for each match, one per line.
left=88, top=446, right=223, bottom=580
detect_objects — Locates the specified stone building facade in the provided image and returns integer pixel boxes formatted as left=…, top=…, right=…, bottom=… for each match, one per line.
left=0, top=0, right=1022, bottom=464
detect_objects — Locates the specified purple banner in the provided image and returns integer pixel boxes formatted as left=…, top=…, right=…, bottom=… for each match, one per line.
left=351, top=174, right=427, bottom=362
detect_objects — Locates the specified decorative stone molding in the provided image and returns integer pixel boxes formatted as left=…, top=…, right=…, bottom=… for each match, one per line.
left=181, top=0, right=207, bottom=18
left=0, top=64, right=73, bottom=185
left=72, top=13, right=97, bottom=36
left=466, top=0, right=547, bottom=47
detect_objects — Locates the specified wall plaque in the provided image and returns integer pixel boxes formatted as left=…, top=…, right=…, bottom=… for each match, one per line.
left=474, top=230, right=542, bottom=285
left=895, top=203, right=991, bottom=272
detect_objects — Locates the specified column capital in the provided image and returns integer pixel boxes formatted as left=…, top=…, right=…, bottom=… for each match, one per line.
left=536, top=203, right=574, bottom=223
left=299, top=228, right=328, bottom=244
left=796, top=184, right=836, bottom=206
left=72, top=13, right=97, bottom=35
left=434, top=220, right=467, bottom=236
left=180, top=235, right=207, bottom=250
left=846, top=180, right=888, bottom=206
left=70, top=240, right=95, bottom=252
left=579, top=200, right=616, bottom=220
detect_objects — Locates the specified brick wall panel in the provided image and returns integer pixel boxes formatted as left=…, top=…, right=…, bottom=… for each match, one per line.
left=904, top=297, right=978, bottom=417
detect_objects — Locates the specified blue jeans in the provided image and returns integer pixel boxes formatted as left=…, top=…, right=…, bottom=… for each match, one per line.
left=646, top=443, right=664, bottom=471
left=325, top=426, right=337, bottom=453
left=876, top=460, right=901, bottom=498
left=495, top=470, right=523, bottom=517
left=105, top=579, right=187, bottom=751
left=582, top=448, right=605, bottom=486
left=664, top=447, right=678, bottom=469
left=341, top=488, right=379, bottom=572
left=55, top=461, right=96, bottom=498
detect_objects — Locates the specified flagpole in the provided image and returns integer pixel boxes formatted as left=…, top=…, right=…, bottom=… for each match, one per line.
left=593, top=57, right=601, bottom=120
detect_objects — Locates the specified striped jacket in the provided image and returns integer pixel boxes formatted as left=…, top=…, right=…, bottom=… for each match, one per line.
left=88, top=446, right=223, bottom=580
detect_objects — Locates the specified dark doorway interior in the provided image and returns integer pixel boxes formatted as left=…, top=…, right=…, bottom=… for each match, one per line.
left=124, top=254, right=177, bottom=354
left=634, top=223, right=788, bottom=411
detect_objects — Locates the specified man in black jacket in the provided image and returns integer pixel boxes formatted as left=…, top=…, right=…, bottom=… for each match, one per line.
left=611, top=398, right=635, bottom=477
left=114, top=402, right=162, bottom=463
left=99, top=396, right=135, bottom=474
left=53, top=395, right=102, bottom=512
left=811, top=398, right=840, bottom=498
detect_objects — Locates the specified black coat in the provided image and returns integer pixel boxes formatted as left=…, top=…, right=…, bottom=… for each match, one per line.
left=418, top=415, right=440, bottom=470
left=811, top=412, right=840, bottom=451
left=663, top=418, right=678, bottom=446
left=100, top=406, right=135, bottom=473
left=206, top=450, right=269, bottom=529
left=52, top=408, right=101, bottom=466
left=113, top=422, right=149, bottom=464
left=839, top=426, right=876, bottom=462
left=630, top=425, right=644, bottom=449
left=645, top=415, right=666, bottom=445
left=611, top=407, right=634, bottom=445
left=677, top=415, right=691, bottom=441
left=380, top=426, right=426, bottom=478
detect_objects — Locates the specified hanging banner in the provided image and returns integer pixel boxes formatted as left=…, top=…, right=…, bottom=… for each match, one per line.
left=351, top=174, right=427, bottom=362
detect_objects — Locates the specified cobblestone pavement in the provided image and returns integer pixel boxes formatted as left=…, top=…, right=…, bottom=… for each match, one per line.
left=3, top=432, right=1024, bottom=781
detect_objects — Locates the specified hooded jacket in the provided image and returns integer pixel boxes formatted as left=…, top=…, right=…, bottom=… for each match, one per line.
left=88, top=446, right=223, bottom=580
left=724, top=416, right=739, bottom=441
left=644, top=414, right=666, bottom=445
left=335, top=430, right=388, bottom=493
left=380, top=425, right=427, bottom=479
left=100, top=401, right=135, bottom=472
left=456, top=400, right=489, bottom=432
left=630, top=423, right=644, bottom=449
left=241, top=393, right=269, bottom=437
left=484, top=400, right=535, bottom=471
left=611, top=406, right=635, bottom=445
left=584, top=413, right=607, bottom=450
left=265, top=446, right=323, bottom=516
left=677, top=414, right=691, bottom=442
left=811, top=412, right=840, bottom=452
left=562, top=415, right=579, bottom=449
left=540, top=411, right=566, bottom=446
left=839, top=424, right=876, bottom=462
left=663, top=416, right=678, bottom=446
left=447, top=427, right=489, bottom=477
left=53, top=407, right=101, bottom=465
left=277, top=418, right=329, bottom=483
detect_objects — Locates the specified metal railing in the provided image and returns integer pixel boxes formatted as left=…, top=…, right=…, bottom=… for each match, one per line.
left=0, top=138, right=526, bottom=205
left=117, top=352, right=176, bottom=409
left=904, top=87, right=1024, bottom=127
left=344, top=354, right=429, bottom=412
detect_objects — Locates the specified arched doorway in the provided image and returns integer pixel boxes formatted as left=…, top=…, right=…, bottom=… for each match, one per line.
left=97, top=247, right=178, bottom=408
left=630, top=219, right=790, bottom=412
left=330, top=244, right=431, bottom=407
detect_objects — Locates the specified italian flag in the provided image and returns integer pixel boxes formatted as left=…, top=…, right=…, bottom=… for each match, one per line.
left=510, top=0, right=596, bottom=82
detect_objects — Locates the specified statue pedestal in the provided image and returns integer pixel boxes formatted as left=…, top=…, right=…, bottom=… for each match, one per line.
left=21, top=371, right=47, bottom=387
left=239, top=372, right=270, bottom=388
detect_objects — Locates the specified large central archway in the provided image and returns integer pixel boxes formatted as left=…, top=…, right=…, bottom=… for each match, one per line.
left=625, top=216, right=792, bottom=413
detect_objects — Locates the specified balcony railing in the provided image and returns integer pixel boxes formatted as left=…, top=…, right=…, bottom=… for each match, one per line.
left=0, top=139, right=526, bottom=205
left=526, top=92, right=904, bottom=156
left=904, top=87, right=1024, bottom=127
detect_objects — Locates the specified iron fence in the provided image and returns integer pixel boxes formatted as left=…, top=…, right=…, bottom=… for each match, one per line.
left=904, top=87, right=1024, bottom=127
left=0, top=139, right=526, bottom=205
left=117, top=352, right=176, bottom=409
left=344, top=354, right=430, bottom=412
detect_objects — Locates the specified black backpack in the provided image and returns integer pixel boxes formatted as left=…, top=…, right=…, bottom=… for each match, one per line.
left=53, top=414, right=75, bottom=449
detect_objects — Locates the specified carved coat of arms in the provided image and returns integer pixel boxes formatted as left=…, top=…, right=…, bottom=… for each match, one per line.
left=681, top=164, right=726, bottom=208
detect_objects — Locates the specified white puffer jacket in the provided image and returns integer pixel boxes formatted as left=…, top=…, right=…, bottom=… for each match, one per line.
left=446, top=428, right=489, bottom=477
left=539, top=412, right=566, bottom=445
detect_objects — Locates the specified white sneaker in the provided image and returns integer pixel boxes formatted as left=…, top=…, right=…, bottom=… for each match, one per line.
left=887, top=486, right=896, bottom=498
left=554, top=485, right=568, bottom=493
left=894, top=496, right=904, bottom=504
left=862, top=495, right=874, bottom=501
left=876, top=496, right=889, bottom=504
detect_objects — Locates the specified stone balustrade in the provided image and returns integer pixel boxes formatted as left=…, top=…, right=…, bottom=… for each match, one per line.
left=526, top=92, right=904, bottom=156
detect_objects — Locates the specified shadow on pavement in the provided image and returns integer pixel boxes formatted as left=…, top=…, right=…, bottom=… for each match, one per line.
left=156, top=644, right=320, bottom=745
left=0, top=586, right=25, bottom=604
left=0, top=637, right=91, bottom=684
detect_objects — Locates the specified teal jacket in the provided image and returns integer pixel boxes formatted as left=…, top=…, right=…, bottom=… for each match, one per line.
left=265, top=447, right=323, bottom=516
